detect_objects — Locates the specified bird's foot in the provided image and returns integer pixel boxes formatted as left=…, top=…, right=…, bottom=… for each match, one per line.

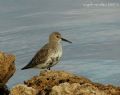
left=40, top=68, right=51, bottom=74
left=47, top=67, right=51, bottom=70
left=40, top=69, right=48, bottom=74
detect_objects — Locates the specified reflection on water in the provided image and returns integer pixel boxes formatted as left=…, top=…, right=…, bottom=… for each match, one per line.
left=0, top=0, right=120, bottom=87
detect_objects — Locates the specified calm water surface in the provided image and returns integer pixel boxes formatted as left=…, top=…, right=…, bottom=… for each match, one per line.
left=0, top=0, right=120, bottom=87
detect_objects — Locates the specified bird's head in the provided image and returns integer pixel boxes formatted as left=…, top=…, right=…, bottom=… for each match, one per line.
left=49, top=32, right=72, bottom=43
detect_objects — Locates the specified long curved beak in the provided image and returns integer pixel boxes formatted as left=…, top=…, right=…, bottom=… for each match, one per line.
left=61, top=38, right=72, bottom=43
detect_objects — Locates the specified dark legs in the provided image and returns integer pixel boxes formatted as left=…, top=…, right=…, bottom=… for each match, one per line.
left=47, top=67, right=51, bottom=70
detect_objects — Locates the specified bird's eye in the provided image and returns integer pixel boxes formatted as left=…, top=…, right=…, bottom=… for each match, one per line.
left=56, top=35, right=59, bottom=38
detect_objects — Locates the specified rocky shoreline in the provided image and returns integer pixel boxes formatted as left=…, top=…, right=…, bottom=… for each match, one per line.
left=0, top=51, right=16, bottom=95
left=0, top=51, right=120, bottom=95
left=10, top=70, right=120, bottom=95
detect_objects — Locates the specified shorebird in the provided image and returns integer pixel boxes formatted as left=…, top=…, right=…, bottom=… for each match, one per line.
left=21, top=32, right=72, bottom=70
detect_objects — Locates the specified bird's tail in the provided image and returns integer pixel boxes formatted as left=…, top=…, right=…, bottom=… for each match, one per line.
left=21, top=59, right=35, bottom=70
left=21, top=63, right=32, bottom=70
left=21, top=66, right=29, bottom=70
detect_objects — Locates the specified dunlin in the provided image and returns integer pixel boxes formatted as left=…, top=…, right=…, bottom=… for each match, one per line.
left=21, top=32, right=72, bottom=70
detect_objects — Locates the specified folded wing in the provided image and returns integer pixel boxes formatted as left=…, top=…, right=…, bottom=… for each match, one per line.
left=21, top=44, right=50, bottom=70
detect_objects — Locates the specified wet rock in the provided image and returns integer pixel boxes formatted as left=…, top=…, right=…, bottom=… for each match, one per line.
left=0, top=51, right=16, bottom=86
left=9, top=84, right=37, bottom=95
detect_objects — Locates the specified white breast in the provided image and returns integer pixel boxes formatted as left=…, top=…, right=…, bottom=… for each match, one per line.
left=51, top=43, right=62, bottom=63
left=55, top=43, right=62, bottom=58
left=36, top=44, right=62, bottom=69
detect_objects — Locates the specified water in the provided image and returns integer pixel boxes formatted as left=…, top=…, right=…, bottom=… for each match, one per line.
left=0, top=0, right=120, bottom=87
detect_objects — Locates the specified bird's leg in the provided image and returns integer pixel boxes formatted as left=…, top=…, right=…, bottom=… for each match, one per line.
left=47, top=67, right=51, bottom=70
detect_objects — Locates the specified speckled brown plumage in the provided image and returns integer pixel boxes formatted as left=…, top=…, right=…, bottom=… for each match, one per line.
left=21, top=32, right=72, bottom=70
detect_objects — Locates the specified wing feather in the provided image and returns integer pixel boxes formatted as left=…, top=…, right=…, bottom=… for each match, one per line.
left=21, top=44, right=50, bottom=70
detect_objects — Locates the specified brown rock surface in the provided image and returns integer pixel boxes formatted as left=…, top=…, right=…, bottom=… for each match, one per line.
left=50, top=82, right=106, bottom=95
left=0, top=51, right=16, bottom=86
left=9, top=84, right=37, bottom=95
left=23, top=70, right=120, bottom=95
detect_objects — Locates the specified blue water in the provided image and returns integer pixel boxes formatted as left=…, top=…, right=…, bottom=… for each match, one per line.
left=0, top=0, right=120, bottom=87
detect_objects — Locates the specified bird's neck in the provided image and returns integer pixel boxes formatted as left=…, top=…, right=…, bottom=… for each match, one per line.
left=49, top=41, right=61, bottom=49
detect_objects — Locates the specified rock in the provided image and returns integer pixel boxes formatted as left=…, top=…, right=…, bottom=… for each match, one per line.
left=93, top=83, right=120, bottom=95
left=24, top=70, right=91, bottom=94
left=0, top=85, right=9, bottom=95
left=23, top=70, right=120, bottom=95
left=9, top=70, right=120, bottom=95
left=9, top=84, right=37, bottom=95
left=50, top=82, right=106, bottom=95
left=0, top=51, right=16, bottom=86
